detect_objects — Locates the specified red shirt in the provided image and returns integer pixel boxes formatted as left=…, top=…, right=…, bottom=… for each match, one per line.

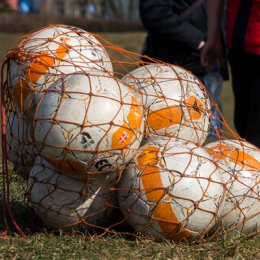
left=226, top=0, right=260, bottom=54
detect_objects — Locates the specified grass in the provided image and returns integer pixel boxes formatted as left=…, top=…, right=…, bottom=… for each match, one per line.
left=0, top=31, right=255, bottom=260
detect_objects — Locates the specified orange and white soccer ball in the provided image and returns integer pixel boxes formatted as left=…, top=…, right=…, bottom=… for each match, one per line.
left=28, top=156, right=119, bottom=232
left=33, top=72, right=144, bottom=179
left=6, top=109, right=39, bottom=179
left=117, top=138, right=225, bottom=242
left=205, top=139, right=260, bottom=236
left=121, top=64, right=211, bottom=145
left=7, top=24, right=113, bottom=117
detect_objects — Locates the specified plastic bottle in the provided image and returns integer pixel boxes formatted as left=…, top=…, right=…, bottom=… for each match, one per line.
left=203, top=70, right=223, bottom=139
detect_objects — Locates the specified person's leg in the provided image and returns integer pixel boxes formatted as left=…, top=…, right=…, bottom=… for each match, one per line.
left=228, top=50, right=252, bottom=138
left=244, top=53, right=260, bottom=147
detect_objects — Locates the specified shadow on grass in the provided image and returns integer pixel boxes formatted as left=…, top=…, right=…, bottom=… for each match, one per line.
left=0, top=197, right=137, bottom=240
left=0, top=199, right=44, bottom=237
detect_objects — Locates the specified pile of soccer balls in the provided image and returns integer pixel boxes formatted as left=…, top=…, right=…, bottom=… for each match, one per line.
left=5, top=24, right=260, bottom=242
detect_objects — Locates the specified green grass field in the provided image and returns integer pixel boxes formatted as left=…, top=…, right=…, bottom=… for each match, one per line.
left=1, top=32, right=256, bottom=260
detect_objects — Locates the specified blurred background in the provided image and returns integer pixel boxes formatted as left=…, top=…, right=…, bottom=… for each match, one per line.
left=0, top=0, right=143, bottom=33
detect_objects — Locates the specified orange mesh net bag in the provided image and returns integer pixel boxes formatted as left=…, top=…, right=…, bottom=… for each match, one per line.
left=1, top=24, right=260, bottom=243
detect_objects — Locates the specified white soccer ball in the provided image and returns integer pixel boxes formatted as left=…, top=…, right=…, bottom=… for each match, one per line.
left=205, top=139, right=260, bottom=236
left=8, top=24, right=113, bottom=117
left=6, top=109, right=39, bottom=179
left=28, top=156, right=119, bottom=232
left=117, top=138, right=225, bottom=242
left=121, top=64, right=211, bottom=145
left=33, top=72, right=144, bottom=179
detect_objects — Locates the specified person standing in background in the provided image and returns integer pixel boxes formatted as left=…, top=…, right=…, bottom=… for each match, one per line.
left=201, top=0, right=260, bottom=148
left=139, top=0, right=228, bottom=82
left=139, top=0, right=228, bottom=139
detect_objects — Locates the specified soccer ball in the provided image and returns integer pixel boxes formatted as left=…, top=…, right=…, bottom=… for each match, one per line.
left=7, top=24, right=113, bottom=117
left=117, top=138, right=225, bottom=242
left=204, top=139, right=260, bottom=236
left=6, top=109, right=39, bottom=179
left=33, top=72, right=144, bottom=179
left=28, top=156, right=119, bottom=232
left=121, top=64, right=211, bottom=145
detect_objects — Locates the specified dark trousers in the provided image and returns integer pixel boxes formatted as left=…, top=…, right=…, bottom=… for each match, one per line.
left=228, top=49, right=260, bottom=147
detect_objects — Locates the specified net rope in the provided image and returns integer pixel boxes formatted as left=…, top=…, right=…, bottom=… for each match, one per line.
left=1, top=24, right=259, bottom=243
